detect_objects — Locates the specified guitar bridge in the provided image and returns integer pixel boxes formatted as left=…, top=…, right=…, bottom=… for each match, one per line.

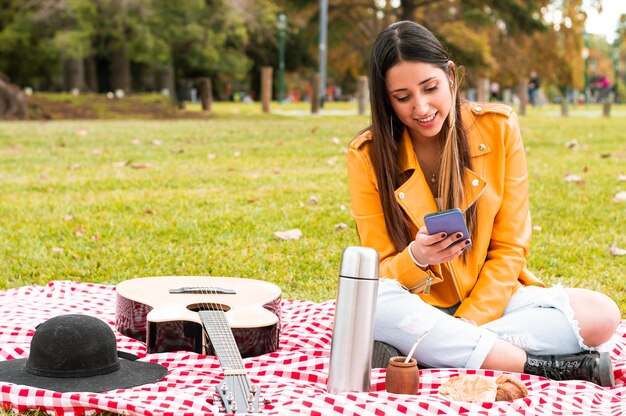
left=169, top=287, right=236, bottom=294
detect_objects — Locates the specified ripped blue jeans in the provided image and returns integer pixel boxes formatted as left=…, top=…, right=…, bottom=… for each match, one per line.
left=374, top=279, right=608, bottom=369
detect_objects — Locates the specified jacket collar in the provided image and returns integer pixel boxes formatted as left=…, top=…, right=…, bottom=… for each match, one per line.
left=397, top=129, right=418, bottom=173
left=394, top=126, right=487, bottom=226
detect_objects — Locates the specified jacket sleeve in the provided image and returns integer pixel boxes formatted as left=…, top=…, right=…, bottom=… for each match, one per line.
left=347, top=141, right=442, bottom=290
left=454, top=111, right=532, bottom=325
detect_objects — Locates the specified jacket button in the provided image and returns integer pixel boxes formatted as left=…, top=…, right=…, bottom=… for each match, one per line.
left=474, top=105, right=482, bottom=112
left=471, top=179, right=479, bottom=186
left=479, top=144, right=486, bottom=151
left=398, top=192, right=405, bottom=200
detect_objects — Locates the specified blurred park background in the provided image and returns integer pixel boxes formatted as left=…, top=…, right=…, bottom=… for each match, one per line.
left=0, top=0, right=625, bottom=119
left=0, top=0, right=625, bottom=308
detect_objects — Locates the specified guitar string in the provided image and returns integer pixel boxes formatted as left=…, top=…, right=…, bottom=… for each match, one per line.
left=200, top=281, right=244, bottom=410
left=214, top=281, right=250, bottom=410
left=199, top=278, right=252, bottom=413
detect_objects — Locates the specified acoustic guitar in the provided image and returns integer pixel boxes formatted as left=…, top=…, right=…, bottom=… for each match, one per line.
left=116, top=276, right=281, bottom=413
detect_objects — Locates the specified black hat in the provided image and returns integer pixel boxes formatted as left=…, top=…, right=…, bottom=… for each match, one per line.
left=0, top=314, right=167, bottom=392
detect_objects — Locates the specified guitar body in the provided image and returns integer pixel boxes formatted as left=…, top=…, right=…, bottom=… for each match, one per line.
left=116, top=276, right=281, bottom=358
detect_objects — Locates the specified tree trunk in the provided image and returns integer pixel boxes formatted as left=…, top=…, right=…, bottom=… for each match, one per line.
left=602, top=93, right=613, bottom=117
left=261, top=66, right=272, bottom=113
left=64, top=58, right=86, bottom=92
left=84, top=56, right=99, bottom=92
left=401, top=0, right=416, bottom=21
left=357, top=75, right=368, bottom=115
left=311, top=72, right=321, bottom=114
left=518, top=79, right=528, bottom=116
left=0, top=76, right=28, bottom=120
left=476, top=77, right=489, bottom=102
left=561, top=96, right=569, bottom=117
left=154, top=63, right=177, bottom=105
left=198, top=77, right=212, bottom=111
left=110, top=46, right=131, bottom=93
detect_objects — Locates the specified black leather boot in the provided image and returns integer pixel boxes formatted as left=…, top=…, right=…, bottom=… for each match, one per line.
left=372, top=340, right=402, bottom=368
left=524, top=351, right=614, bottom=387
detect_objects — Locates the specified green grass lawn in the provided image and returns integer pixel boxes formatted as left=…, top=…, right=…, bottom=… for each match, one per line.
left=0, top=101, right=625, bottom=311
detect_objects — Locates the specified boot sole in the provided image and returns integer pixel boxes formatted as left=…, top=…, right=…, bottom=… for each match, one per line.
left=598, top=352, right=615, bottom=387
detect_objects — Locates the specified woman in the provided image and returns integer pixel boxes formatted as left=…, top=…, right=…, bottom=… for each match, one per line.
left=347, top=21, right=621, bottom=386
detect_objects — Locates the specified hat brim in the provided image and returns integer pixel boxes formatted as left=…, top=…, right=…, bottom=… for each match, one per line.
left=0, top=358, right=167, bottom=393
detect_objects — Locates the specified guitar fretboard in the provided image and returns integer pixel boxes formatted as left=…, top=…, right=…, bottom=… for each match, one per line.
left=198, top=310, right=245, bottom=371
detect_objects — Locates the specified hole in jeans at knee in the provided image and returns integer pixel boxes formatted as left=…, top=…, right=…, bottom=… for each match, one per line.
left=501, top=333, right=535, bottom=351
left=398, top=315, right=434, bottom=336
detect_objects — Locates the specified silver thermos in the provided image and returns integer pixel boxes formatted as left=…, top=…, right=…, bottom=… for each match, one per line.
left=327, top=246, right=379, bottom=394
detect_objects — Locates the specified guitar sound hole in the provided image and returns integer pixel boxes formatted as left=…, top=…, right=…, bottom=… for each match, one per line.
left=187, top=303, right=231, bottom=313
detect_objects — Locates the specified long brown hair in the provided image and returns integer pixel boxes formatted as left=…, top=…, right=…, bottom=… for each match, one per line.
left=368, top=21, right=477, bottom=252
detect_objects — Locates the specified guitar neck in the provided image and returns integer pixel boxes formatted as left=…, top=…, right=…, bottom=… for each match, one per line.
left=198, top=310, right=245, bottom=370
left=199, top=310, right=261, bottom=413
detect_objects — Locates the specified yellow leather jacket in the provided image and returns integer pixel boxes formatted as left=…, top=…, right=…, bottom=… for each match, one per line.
left=347, top=102, right=543, bottom=326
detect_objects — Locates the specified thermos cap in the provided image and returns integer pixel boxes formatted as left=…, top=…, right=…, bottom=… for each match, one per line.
left=339, top=246, right=379, bottom=280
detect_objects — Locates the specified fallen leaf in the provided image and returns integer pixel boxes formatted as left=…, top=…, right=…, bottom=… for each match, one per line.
left=331, top=137, right=340, bottom=144
left=131, top=162, right=151, bottom=169
left=613, top=191, right=626, bottom=202
left=609, top=243, right=626, bottom=256
left=582, top=166, right=589, bottom=173
left=170, top=149, right=184, bottom=154
left=564, top=173, right=584, bottom=184
left=247, top=198, right=259, bottom=204
left=618, top=174, right=626, bottom=182
left=532, top=225, right=542, bottom=232
left=144, top=209, right=156, bottom=214
left=90, top=233, right=100, bottom=242
left=340, top=204, right=346, bottom=211
left=275, top=140, right=284, bottom=146
left=233, top=151, right=241, bottom=157
left=335, top=223, right=349, bottom=232
left=51, top=247, right=64, bottom=253
left=69, top=164, right=81, bottom=170
left=308, top=195, right=319, bottom=204
left=151, top=140, right=163, bottom=146
left=131, top=139, right=141, bottom=145
left=273, top=167, right=281, bottom=174
left=73, top=225, right=84, bottom=237
left=76, top=129, right=88, bottom=137
left=564, top=139, right=578, bottom=149
left=92, top=149, right=102, bottom=155
left=327, top=156, right=337, bottom=166
left=601, top=153, right=612, bottom=159
left=113, top=160, right=130, bottom=167
left=64, top=215, right=73, bottom=221
left=274, top=229, right=303, bottom=240
left=207, top=153, right=216, bottom=160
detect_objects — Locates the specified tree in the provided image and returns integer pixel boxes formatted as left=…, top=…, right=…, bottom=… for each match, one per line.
left=0, top=0, right=63, bottom=89
left=143, top=0, right=253, bottom=103
left=276, top=0, right=551, bottom=95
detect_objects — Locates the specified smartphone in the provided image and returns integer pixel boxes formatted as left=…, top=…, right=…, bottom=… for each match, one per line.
left=424, top=208, right=471, bottom=247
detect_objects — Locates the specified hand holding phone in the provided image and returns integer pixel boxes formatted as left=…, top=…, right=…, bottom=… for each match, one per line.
left=423, top=208, right=471, bottom=248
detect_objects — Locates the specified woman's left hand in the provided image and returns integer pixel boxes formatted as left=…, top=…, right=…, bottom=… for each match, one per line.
left=411, top=226, right=471, bottom=266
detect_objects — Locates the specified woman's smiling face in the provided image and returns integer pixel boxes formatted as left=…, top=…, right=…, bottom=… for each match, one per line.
left=386, top=60, right=453, bottom=142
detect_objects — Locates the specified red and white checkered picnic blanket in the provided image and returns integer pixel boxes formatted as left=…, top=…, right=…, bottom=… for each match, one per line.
left=0, top=281, right=624, bottom=415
